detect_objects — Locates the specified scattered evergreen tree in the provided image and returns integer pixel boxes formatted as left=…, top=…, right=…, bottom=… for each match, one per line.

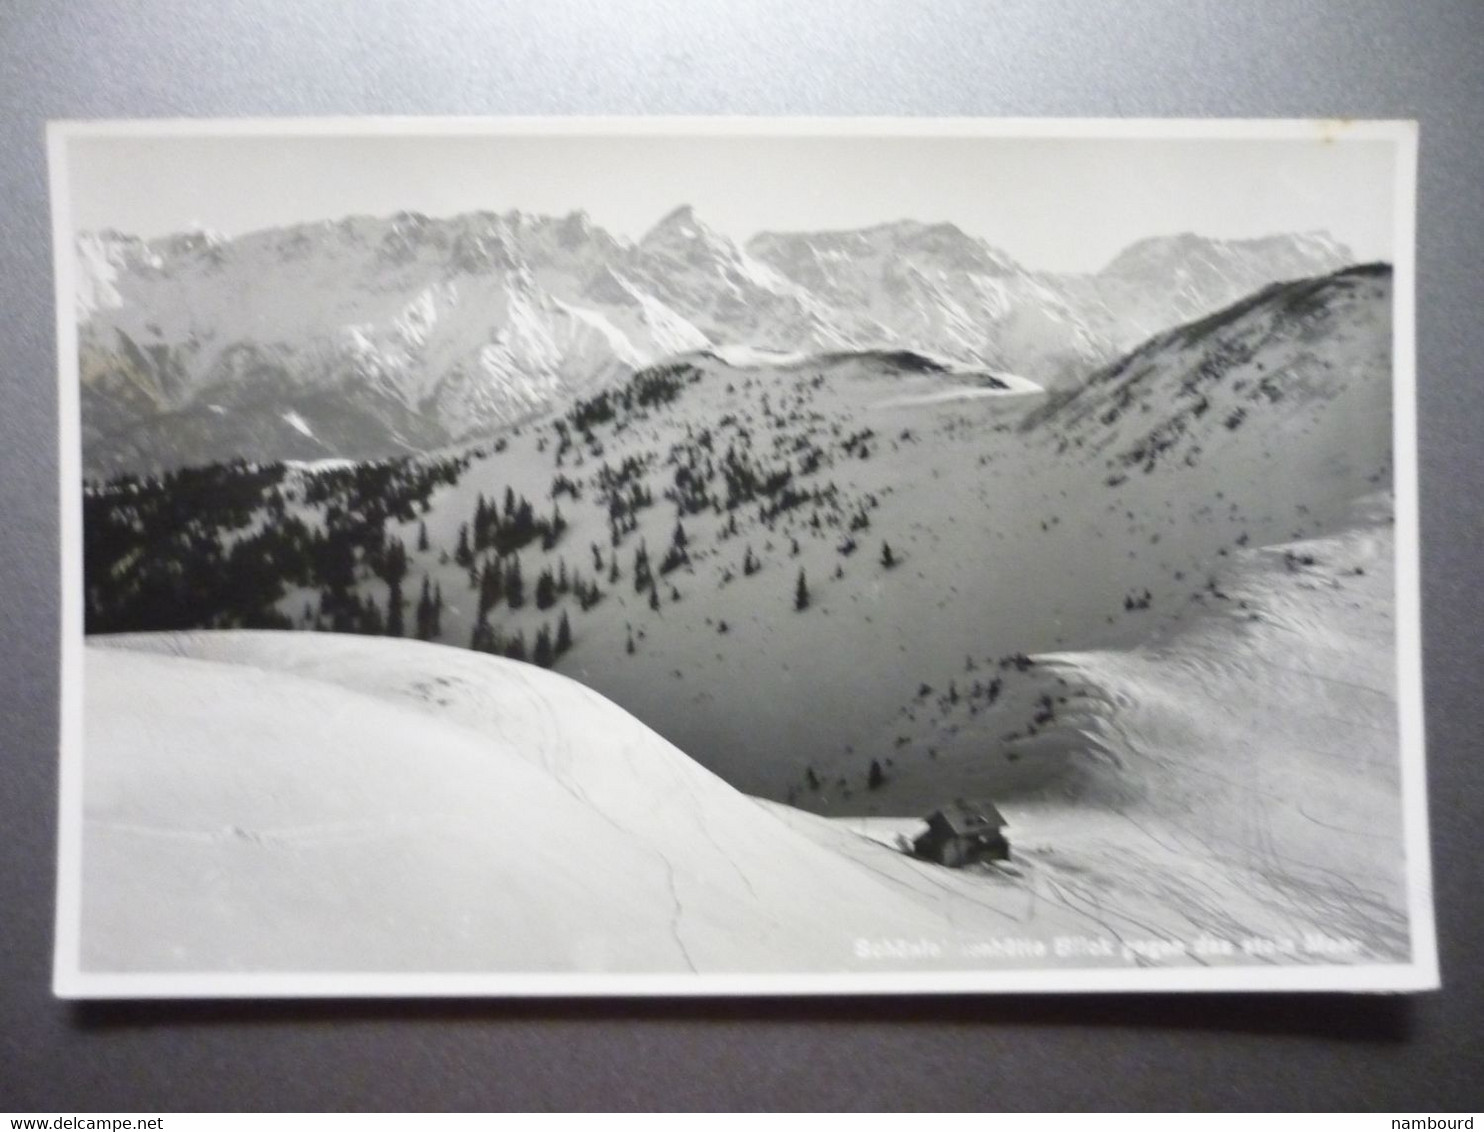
left=535, top=567, right=557, bottom=610
left=533, top=625, right=555, bottom=668
left=649, top=584, right=661, bottom=612
left=556, top=610, right=573, bottom=656
left=361, top=595, right=384, bottom=636
left=880, top=541, right=896, bottom=568
left=380, top=536, right=408, bottom=587
left=455, top=523, right=473, bottom=568
left=794, top=568, right=810, bottom=611
left=633, top=541, right=652, bottom=593
left=659, top=541, right=689, bottom=575
left=514, top=497, right=535, bottom=538
left=417, top=520, right=429, bottom=553
left=478, top=558, right=502, bottom=618
left=385, top=580, right=404, bottom=637
left=504, top=630, right=527, bottom=663
left=415, top=574, right=436, bottom=640
left=470, top=613, right=498, bottom=653
left=505, top=555, right=525, bottom=609
left=868, top=759, right=885, bottom=790
left=474, top=494, right=491, bottom=550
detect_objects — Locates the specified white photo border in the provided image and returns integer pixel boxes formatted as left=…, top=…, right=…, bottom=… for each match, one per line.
left=49, top=116, right=1433, bottom=999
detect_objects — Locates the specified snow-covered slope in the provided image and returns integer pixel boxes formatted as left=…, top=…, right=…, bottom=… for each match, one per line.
left=822, top=502, right=1409, bottom=962
left=83, top=625, right=1399, bottom=977
left=77, top=255, right=1409, bottom=977
left=76, top=210, right=1355, bottom=476
left=83, top=266, right=1394, bottom=808
left=84, top=631, right=1111, bottom=975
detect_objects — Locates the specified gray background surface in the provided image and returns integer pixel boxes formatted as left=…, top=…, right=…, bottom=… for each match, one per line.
left=2, top=0, right=1480, bottom=1112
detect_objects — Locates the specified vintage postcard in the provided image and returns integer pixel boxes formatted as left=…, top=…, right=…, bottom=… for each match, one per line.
left=50, top=118, right=1434, bottom=996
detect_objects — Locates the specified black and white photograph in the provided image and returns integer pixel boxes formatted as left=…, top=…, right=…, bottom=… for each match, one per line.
left=50, top=118, right=1433, bottom=996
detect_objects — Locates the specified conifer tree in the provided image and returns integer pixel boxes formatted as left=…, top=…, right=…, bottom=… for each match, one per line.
left=478, top=559, right=502, bottom=618
left=634, top=541, right=652, bottom=593
left=382, top=536, right=408, bottom=587
left=556, top=610, right=573, bottom=656
left=535, top=567, right=556, bottom=610
left=361, top=595, right=384, bottom=635
left=880, top=541, right=896, bottom=568
left=515, top=497, right=535, bottom=538
left=794, top=568, right=810, bottom=611
left=470, top=613, right=495, bottom=653
left=417, top=520, right=429, bottom=553
left=474, top=494, right=489, bottom=550
left=505, top=555, right=525, bottom=609
left=386, top=580, right=404, bottom=637
left=533, top=625, right=554, bottom=668
left=416, top=574, right=435, bottom=640
left=505, top=629, right=527, bottom=663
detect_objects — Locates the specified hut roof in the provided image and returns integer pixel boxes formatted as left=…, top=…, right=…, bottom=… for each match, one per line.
left=930, top=799, right=1007, bottom=836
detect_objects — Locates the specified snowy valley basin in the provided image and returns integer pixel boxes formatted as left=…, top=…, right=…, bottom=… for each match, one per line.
left=53, top=120, right=1432, bottom=994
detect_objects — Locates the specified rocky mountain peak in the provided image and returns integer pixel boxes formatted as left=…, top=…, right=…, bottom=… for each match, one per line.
left=640, top=204, right=712, bottom=248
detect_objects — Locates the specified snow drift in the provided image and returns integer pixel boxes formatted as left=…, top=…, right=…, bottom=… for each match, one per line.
left=83, top=631, right=1111, bottom=975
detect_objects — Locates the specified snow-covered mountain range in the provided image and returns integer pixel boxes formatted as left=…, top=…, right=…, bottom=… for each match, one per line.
left=75, top=207, right=1353, bottom=476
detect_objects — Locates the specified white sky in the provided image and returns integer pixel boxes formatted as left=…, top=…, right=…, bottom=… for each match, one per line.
left=64, top=127, right=1401, bottom=274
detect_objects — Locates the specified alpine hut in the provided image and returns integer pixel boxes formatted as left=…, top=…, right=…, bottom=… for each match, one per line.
left=912, top=799, right=1010, bottom=867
